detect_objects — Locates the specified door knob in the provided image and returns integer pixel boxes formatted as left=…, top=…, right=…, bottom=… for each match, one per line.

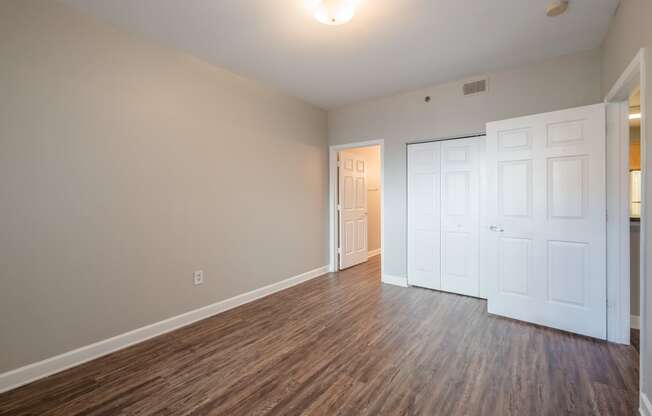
left=489, top=225, right=504, bottom=232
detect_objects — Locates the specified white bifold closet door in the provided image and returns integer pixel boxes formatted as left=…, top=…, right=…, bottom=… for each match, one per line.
left=407, top=137, right=483, bottom=297
left=485, top=104, right=606, bottom=339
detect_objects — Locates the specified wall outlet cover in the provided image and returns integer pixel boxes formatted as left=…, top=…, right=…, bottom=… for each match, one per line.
left=193, top=270, right=204, bottom=285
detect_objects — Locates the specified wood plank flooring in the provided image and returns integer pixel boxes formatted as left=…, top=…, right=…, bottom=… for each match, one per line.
left=0, top=255, right=640, bottom=415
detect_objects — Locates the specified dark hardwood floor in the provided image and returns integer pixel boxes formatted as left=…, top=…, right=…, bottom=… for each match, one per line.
left=631, top=328, right=640, bottom=353
left=0, top=256, right=640, bottom=415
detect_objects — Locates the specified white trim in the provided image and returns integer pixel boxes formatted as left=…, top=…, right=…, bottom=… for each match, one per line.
left=631, top=315, right=641, bottom=330
left=606, top=101, right=631, bottom=344
left=606, top=50, right=646, bottom=103
left=641, top=393, right=652, bottom=416
left=381, top=274, right=408, bottom=288
left=604, top=47, right=647, bottom=406
left=641, top=50, right=647, bottom=407
left=329, top=140, right=385, bottom=275
left=0, top=264, right=330, bottom=394
left=368, top=248, right=381, bottom=257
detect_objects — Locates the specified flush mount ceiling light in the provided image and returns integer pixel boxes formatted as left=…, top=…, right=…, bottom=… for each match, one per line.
left=306, top=0, right=357, bottom=26
left=546, top=0, right=569, bottom=17
left=630, top=113, right=642, bottom=120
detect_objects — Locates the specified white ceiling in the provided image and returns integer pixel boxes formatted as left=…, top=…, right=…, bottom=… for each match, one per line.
left=60, top=0, right=619, bottom=109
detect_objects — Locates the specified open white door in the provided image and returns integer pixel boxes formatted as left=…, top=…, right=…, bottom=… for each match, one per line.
left=338, top=151, right=368, bottom=269
left=485, top=103, right=607, bottom=339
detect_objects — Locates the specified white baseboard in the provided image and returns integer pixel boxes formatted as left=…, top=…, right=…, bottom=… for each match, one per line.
left=382, top=274, right=408, bottom=288
left=368, top=248, right=381, bottom=258
left=632, top=315, right=641, bottom=330
left=0, top=264, right=330, bottom=394
left=641, top=393, right=652, bottom=416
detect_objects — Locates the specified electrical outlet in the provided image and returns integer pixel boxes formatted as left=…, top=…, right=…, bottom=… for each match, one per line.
left=193, top=270, right=204, bottom=286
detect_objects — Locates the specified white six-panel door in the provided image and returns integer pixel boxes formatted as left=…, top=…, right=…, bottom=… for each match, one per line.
left=408, top=138, right=482, bottom=297
left=339, top=151, right=368, bottom=269
left=485, top=104, right=607, bottom=339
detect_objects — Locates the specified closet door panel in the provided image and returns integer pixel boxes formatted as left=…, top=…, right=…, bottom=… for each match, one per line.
left=408, top=142, right=442, bottom=290
left=440, top=138, right=481, bottom=297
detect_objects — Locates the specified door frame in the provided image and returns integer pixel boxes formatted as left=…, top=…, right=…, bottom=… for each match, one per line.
left=329, top=140, right=385, bottom=277
left=604, top=48, right=647, bottom=348
left=605, top=100, right=632, bottom=344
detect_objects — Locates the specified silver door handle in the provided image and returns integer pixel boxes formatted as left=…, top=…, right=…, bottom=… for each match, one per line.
left=489, top=225, right=504, bottom=232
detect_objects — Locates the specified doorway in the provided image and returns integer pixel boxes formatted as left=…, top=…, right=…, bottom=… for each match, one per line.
left=329, top=140, right=384, bottom=275
left=629, top=89, right=642, bottom=349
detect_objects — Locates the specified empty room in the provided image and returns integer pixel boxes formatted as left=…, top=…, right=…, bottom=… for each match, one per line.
left=0, top=0, right=651, bottom=415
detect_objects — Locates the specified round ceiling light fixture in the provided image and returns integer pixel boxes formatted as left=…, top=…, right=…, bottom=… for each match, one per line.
left=307, top=0, right=357, bottom=26
left=546, top=0, right=570, bottom=17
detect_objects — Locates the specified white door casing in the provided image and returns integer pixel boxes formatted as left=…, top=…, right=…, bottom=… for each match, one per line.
left=338, top=151, right=368, bottom=269
left=407, top=137, right=483, bottom=296
left=408, top=142, right=442, bottom=290
left=605, top=102, right=631, bottom=344
left=485, top=103, right=607, bottom=339
left=440, top=138, right=482, bottom=297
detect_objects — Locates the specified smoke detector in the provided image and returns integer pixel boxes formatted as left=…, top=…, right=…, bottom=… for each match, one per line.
left=546, top=0, right=569, bottom=17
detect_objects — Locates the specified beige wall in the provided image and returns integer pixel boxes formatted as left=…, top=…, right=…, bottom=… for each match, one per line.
left=602, top=0, right=652, bottom=405
left=329, top=49, right=603, bottom=279
left=0, top=0, right=328, bottom=373
left=348, top=146, right=381, bottom=252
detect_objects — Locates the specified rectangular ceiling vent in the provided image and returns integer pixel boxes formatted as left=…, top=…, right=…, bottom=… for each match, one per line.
left=462, top=78, right=488, bottom=97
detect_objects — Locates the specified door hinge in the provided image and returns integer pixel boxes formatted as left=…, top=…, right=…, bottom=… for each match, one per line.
left=337, top=161, right=342, bottom=168
left=337, top=204, right=342, bottom=211
left=338, top=247, right=342, bottom=254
